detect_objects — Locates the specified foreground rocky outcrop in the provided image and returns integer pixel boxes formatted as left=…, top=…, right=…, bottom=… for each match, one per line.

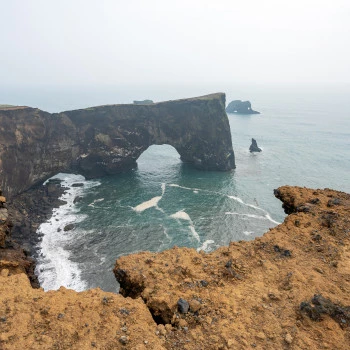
left=0, top=273, right=165, bottom=349
left=1, top=185, right=350, bottom=349
left=226, top=100, right=260, bottom=114
left=0, top=93, right=235, bottom=199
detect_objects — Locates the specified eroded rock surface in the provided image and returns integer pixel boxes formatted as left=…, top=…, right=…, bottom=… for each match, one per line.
left=0, top=93, right=235, bottom=199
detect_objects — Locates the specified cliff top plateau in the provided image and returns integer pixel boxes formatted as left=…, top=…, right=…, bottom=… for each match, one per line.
left=1, top=185, right=350, bottom=349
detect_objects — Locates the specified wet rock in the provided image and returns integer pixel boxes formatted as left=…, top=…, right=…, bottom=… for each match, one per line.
left=64, top=224, right=75, bottom=231
left=72, top=183, right=84, bottom=187
left=249, top=138, right=262, bottom=153
left=73, top=196, right=83, bottom=204
left=177, top=298, right=190, bottom=314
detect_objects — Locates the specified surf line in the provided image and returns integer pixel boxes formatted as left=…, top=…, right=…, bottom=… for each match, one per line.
left=37, top=173, right=100, bottom=292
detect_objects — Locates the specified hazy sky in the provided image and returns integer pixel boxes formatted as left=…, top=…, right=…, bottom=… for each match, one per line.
left=1, top=0, right=350, bottom=87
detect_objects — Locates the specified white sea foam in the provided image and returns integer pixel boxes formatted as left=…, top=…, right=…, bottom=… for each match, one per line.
left=197, top=239, right=215, bottom=252
left=169, top=184, right=201, bottom=191
left=133, top=196, right=162, bottom=212
left=132, top=183, right=166, bottom=212
left=227, top=195, right=245, bottom=204
left=243, top=231, right=253, bottom=236
left=88, top=198, right=104, bottom=207
left=161, top=182, right=166, bottom=195
left=189, top=225, right=200, bottom=242
left=170, top=210, right=200, bottom=242
left=170, top=210, right=191, bottom=221
left=264, top=213, right=281, bottom=225
left=36, top=173, right=100, bottom=292
left=225, top=211, right=281, bottom=225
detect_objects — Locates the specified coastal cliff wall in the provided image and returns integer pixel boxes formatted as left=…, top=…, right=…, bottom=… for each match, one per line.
left=0, top=93, right=235, bottom=198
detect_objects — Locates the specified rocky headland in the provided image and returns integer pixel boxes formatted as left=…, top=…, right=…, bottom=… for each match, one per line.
left=226, top=100, right=260, bottom=114
left=1, top=185, right=350, bottom=349
left=0, top=93, right=235, bottom=199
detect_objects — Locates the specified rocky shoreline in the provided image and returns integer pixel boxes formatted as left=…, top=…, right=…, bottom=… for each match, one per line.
left=0, top=185, right=349, bottom=349
left=0, top=179, right=67, bottom=288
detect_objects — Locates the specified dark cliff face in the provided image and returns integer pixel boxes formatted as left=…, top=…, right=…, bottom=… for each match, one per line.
left=0, top=93, right=235, bottom=198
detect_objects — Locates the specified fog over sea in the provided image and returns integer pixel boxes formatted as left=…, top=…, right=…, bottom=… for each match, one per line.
left=3, top=84, right=349, bottom=292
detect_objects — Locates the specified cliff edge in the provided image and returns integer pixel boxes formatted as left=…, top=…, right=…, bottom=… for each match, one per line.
left=1, top=186, right=349, bottom=349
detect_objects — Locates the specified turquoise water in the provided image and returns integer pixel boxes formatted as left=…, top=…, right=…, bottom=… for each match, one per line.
left=24, top=85, right=350, bottom=292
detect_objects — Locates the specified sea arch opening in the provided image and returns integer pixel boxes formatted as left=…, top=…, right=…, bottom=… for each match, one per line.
left=136, top=144, right=182, bottom=173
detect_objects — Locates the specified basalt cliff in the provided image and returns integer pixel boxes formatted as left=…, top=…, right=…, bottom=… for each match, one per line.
left=0, top=93, right=235, bottom=199
left=1, top=186, right=350, bottom=349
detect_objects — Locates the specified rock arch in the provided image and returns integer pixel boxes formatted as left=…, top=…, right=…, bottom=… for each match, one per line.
left=0, top=93, right=235, bottom=198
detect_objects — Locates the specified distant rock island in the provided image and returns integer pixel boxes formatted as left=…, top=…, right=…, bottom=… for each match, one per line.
left=133, top=99, right=154, bottom=105
left=249, top=138, right=262, bottom=152
left=226, top=100, right=260, bottom=114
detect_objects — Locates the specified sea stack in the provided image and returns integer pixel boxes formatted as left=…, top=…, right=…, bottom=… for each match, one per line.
left=226, top=100, right=260, bottom=114
left=249, top=138, right=262, bottom=152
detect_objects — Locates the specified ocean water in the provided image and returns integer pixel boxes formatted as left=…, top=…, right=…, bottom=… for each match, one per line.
left=20, top=84, right=349, bottom=292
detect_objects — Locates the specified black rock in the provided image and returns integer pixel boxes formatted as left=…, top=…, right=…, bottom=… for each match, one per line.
left=177, top=298, right=190, bottom=314
left=200, top=280, right=208, bottom=287
left=249, top=138, right=262, bottom=153
left=73, top=196, right=83, bottom=204
left=327, top=198, right=341, bottom=207
left=226, top=100, right=260, bottom=114
left=72, top=183, right=84, bottom=187
left=63, top=224, right=75, bottom=231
